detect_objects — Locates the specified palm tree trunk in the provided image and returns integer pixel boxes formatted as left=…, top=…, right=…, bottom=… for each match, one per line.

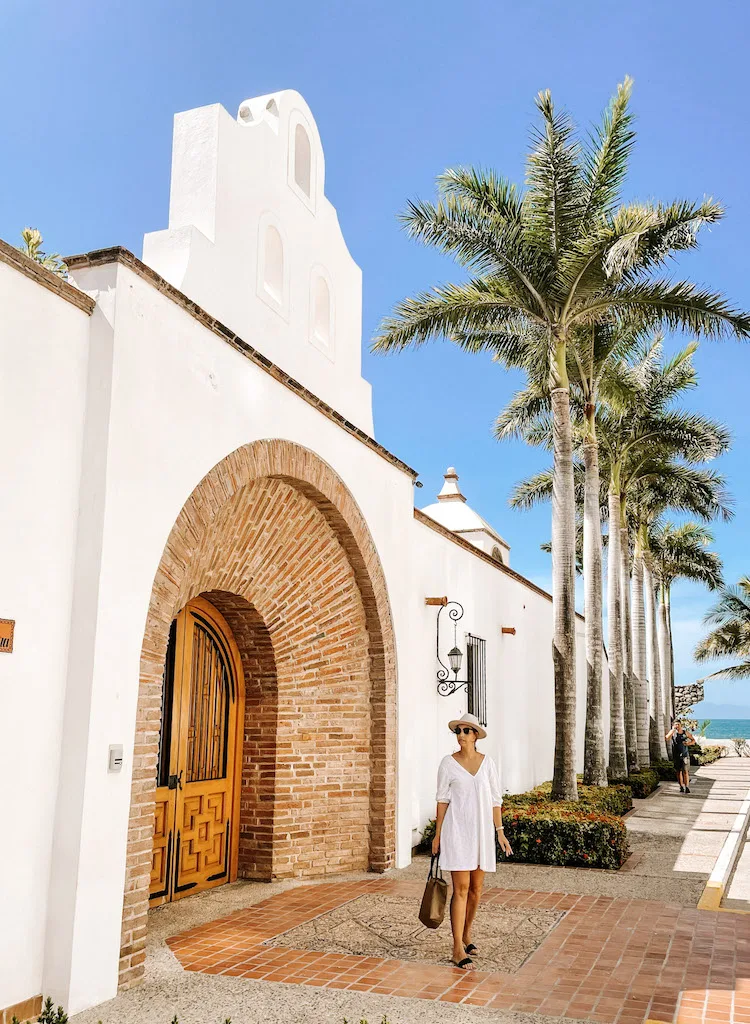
left=550, top=367, right=578, bottom=801
left=582, top=418, right=607, bottom=787
left=607, top=478, right=627, bottom=779
left=666, top=587, right=676, bottom=723
left=632, top=528, right=650, bottom=766
left=645, top=555, right=667, bottom=760
left=659, top=583, right=673, bottom=745
left=620, top=504, right=639, bottom=773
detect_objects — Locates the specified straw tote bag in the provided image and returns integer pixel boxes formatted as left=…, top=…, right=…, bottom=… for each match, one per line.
left=418, top=853, right=448, bottom=928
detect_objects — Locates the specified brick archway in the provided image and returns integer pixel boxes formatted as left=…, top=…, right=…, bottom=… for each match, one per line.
left=119, top=440, right=397, bottom=989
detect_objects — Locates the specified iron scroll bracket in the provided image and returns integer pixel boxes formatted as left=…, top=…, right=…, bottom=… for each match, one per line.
left=436, top=600, right=469, bottom=697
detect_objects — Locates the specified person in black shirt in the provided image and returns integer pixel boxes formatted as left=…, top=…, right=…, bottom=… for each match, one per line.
left=666, top=720, right=696, bottom=793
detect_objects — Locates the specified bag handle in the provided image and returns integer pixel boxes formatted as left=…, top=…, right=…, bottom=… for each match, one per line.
left=428, top=852, right=444, bottom=881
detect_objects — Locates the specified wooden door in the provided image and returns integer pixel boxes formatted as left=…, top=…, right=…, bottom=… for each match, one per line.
left=150, top=597, right=243, bottom=906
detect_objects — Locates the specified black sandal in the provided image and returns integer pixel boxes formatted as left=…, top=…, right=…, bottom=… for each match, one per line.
left=453, top=956, right=475, bottom=970
left=465, top=943, right=478, bottom=955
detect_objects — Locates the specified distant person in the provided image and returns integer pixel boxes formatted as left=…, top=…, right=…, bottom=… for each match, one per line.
left=432, top=713, right=512, bottom=971
left=666, top=720, right=696, bottom=793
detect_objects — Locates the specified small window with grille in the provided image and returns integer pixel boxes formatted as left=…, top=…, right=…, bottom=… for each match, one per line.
left=466, top=633, right=487, bottom=727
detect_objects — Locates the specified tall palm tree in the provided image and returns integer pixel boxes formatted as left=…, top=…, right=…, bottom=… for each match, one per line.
left=373, top=79, right=750, bottom=799
left=506, top=343, right=730, bottom=776
left=497, top=323, right=637, bottom=786
left=695, top=578, right=750, bottom=682
left=594, top=342, right=729, bottom=773
left=632, top=469, right=732, bottom=759
left=651, top=522, right=724, bottom=734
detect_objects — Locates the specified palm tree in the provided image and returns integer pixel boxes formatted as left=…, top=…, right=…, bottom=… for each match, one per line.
left=632, top=469, right=732, bottom=759
left=498, top=323, right=637, bottom=786
left=18, top=228, right=67, bottom=278
left=373, top=78, right=750, bottom=799
left=600, top=343, right=730, bottom=773
left=695, top=578, right=750, bottom=682
left=652, top=522, right=724, bottom=735
left=505, top=342, right=730, bottom=777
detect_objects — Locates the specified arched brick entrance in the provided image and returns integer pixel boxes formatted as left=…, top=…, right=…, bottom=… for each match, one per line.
left=119, top=440, right=397, bottom=988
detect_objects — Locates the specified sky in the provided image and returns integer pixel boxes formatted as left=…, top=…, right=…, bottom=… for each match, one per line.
left=3, top=0, right=749, bottom=713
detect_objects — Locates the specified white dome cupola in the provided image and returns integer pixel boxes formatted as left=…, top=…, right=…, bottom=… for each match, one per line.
left=420, top=467, right=511, bottom=565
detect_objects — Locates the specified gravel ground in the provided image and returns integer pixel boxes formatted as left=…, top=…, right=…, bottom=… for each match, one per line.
left=73, top=968, right=592, bottom=1024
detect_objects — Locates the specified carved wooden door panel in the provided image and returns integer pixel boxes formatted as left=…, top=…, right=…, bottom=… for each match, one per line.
left=149, top=598, right=243, bottom=906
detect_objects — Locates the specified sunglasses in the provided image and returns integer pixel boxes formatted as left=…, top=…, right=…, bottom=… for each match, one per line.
left=455, top=726, right=477, bottom=735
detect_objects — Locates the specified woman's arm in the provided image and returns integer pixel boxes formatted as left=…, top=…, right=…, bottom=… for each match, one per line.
left=493, top=802, right=513, bottom=856
left=432, top=758, right=451, bottom=855
left=489, top=759, right=513, bottom=856
left=432, top=802, right=449, bottom=855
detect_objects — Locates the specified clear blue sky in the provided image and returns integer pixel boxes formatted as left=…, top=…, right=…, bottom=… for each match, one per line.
left=4, top=0, right=749, bottom=711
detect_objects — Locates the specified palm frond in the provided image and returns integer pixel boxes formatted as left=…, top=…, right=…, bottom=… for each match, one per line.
left=579, top=76, right=635, bottom=227
left=603, top=198, right=724, bottom=281
left=524, top=90, right=585, bottom=259
left=580, top=279, right=750, bottom=339
left=436, top=167, right=524, bottom=223
left=695, top=662, right=750, bottom=682
left=509, top=468, right=555, bottom=509
left=372, top=280, right=527, bottom=352
left=494, top=386, right=552, bottom=443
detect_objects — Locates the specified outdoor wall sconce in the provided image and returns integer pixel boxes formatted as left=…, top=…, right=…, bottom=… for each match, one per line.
left=432, top=598, right=468, bottom=698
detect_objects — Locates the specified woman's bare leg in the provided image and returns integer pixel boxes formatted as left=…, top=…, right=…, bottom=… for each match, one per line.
left=462, top=868, right=484, bottom=948
left=450, top=871, right=473, bottom=966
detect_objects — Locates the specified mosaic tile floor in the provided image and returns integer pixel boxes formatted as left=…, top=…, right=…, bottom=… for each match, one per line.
left=264, top=891, right=563, bottom=970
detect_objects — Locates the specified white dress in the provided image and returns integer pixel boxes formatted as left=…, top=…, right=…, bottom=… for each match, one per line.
left=436, top=753, right=503, bottom=872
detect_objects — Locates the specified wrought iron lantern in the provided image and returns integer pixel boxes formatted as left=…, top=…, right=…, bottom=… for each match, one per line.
left=436, top=600, right=468, bottom=697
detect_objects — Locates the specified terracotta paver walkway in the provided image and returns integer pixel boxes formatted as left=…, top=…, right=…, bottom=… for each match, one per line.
left=166, top=879, right=750, bottom=1024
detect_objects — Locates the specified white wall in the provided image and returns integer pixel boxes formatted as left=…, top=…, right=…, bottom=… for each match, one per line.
left=49, top=259, right=415, bottom=1012
left=142, top=91, right=373, bottom=436
left=0, top=260, right=91, bottom=1010
left=398, top=514, right=595, bottom=859
left=48, top=258, right=596, bottom=1012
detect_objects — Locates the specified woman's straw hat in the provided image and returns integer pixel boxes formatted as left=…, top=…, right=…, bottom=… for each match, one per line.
left=448, top=712, right=487, bottom=740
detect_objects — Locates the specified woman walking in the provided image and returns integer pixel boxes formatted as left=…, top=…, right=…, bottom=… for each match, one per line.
left=666, top=720, right=695, bottom=793
left=431, top=713, right=512, bottom=970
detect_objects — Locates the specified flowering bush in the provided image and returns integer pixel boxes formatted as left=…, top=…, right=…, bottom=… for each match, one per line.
left=497, top=804, right=628, bottom=870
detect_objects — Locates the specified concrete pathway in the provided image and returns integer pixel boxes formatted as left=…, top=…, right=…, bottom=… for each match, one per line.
left=626, top=757, right=750, bottom=882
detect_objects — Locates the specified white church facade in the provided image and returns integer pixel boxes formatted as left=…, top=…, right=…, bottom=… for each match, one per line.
left=0, top=90, right=594, bottom=1017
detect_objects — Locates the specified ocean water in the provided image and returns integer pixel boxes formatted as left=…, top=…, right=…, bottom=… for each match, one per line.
left=702, top=719, right=750, bottom=740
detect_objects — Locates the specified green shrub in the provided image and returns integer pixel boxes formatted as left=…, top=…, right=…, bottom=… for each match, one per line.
left=693, top=744, right=723, bottom=765
left=13, top=998, right=68, bottom=1024
left=344, top=1018, right=391, bottom=1024
left=613, top=768, right=659, bottom=799
left=498, top=804, right=628, bottom=869
left=652, top=758, right=677, bottom=781
left=504, top=781, right=632, bottom=817
left=419, top=818, right=436, bottom=851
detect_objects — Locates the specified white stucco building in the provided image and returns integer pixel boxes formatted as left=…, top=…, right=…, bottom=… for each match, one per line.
left=0, top=90, right=597, bottom=1018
